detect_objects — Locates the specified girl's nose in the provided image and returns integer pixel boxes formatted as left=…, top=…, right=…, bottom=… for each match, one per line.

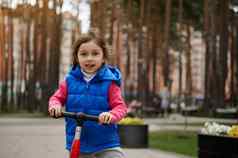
left=86, top=55, right=93, bottom=60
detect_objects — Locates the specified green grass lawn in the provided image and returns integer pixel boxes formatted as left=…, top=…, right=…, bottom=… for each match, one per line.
left=149, top=130, right=198, bottom=157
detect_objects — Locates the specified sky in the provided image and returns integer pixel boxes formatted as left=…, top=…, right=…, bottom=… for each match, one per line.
left=7, top=0, right=90, bottom=33
left=62, top=0, right=90, bottom=33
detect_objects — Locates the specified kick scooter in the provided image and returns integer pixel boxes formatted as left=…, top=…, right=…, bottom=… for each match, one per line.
left=57, top=111, right=99, bottom=158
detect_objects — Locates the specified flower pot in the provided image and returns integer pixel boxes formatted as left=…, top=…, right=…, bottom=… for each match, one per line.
left=198, top=134, right=238, bottom=158
left=118, top=124, right=148, bottom=148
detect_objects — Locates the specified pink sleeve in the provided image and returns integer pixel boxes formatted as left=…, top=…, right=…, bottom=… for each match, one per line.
left=108, top=82, right=128, bottom=123
left=48, top=80, right=67, bottom=110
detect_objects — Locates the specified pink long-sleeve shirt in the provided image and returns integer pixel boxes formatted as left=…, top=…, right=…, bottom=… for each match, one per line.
left=48, top=80, right=127, bottom=123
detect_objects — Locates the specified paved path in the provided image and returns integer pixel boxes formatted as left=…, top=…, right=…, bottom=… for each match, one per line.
left=1, top=114, right=236, bottom=158
left=0, top=117, right=192, bottom=158
left=125, top=149, right=191, bottom=158
left=145, top=113, right=238, bottom=132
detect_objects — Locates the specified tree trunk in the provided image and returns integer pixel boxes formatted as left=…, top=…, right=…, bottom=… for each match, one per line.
left=162, top=0, right=172, bottom=87
left=230, top=23, right=235, bottom=106
left=39, top=0, right=48, bottom=113
left=203, top=0, right=218, bottom=112
left=1, top=9, right=7, bottom=111
left=137, top=0, right=145, bottom=110
left=178, top=0, right=183, bottom=106
left=185, top=24, right=192, bottom=96
left=8, top=11, right=15, bottom=110
left=236, top=25, right=238, bottom=106
left=217, top=0, right=229, bottom=107
left=0, top=8, right=4, bottom=110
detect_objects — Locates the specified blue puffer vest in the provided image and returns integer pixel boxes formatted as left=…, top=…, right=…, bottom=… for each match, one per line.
left=65, top=64, right=121, bottom=153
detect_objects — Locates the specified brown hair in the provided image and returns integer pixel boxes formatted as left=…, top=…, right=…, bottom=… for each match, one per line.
left=71, top=31, right=109, bottom=68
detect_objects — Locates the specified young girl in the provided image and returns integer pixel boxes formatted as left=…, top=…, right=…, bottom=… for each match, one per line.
left=48, top=32, right=127, bottom=158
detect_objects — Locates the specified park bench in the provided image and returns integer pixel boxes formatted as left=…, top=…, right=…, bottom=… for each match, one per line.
left=215, top=107, right=237, bottom=118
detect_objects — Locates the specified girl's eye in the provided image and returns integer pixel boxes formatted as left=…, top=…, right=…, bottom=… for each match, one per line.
left=92, top=51, right=99, bottom=56
left=79, top=52, right=87, bottom=56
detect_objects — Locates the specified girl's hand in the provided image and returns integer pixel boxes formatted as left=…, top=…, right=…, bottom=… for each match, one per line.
left=99, top=112, right=112, bottom=124
left=49, top=105, right=63, bottom=118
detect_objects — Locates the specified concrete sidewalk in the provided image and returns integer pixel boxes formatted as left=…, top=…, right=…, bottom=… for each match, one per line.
left=0, top=117, right=194, bottom=158
left=124, top=148, right=192, bottom=158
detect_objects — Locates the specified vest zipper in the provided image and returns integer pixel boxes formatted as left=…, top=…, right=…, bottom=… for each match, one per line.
left=86, top=82, right=89, bottom=89
left=85, top=81, right=89, bottom=149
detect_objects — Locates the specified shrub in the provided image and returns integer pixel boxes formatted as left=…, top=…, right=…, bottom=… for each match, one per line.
left=119, top=117, right=144, bottom=125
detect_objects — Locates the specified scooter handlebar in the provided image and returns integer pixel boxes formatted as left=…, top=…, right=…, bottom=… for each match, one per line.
left=61, top=111, right=99, bottom=122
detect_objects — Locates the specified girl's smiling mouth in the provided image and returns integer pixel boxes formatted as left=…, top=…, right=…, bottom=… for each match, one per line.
left=85, top=63, right=96, bottom=69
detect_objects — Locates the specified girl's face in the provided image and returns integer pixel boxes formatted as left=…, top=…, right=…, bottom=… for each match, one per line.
left=77, top=41, right=105, bottom=74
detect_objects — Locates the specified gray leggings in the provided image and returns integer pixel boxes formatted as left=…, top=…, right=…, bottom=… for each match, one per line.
left=68, top=148, right=126, bottom=158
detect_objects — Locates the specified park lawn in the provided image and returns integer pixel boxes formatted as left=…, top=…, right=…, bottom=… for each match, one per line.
left=149, top=130, right=198, bottom=157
